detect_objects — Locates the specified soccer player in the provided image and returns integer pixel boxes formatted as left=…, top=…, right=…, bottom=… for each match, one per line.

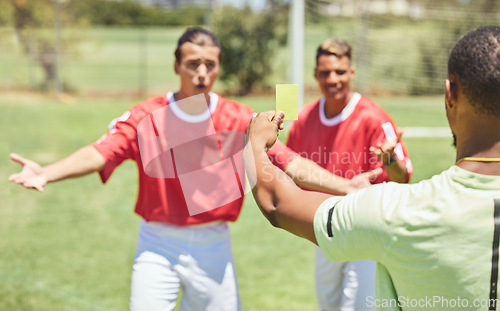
left=279, top=38, right=412, bottom=310
left=244, top=25, right=500, bottom=310
left=8, top=27, right=379, bottom=311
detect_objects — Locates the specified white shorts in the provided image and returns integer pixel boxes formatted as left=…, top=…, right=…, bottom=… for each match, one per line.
left=315, top=246, right=375, bottom=311
left=130, top=220, right=241, bottom=311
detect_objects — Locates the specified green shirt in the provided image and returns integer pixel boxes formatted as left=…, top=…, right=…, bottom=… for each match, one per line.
left=314, top=166, right=500, bottom=310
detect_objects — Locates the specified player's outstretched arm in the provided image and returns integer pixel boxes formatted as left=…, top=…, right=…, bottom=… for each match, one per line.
left=9, top=145, right=106, bottom=192
left=285, top=157, right=382, bottom=194
left=243, top=111, right=330, bottom=244
left=369, top=128, right=408, bottom=183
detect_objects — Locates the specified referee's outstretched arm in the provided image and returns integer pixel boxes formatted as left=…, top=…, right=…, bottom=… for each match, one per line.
left=243, top=111, right=379, bottom=244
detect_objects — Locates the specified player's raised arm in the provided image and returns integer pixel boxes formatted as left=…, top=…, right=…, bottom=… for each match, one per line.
left=9, top=145, right=106, bottom=192
left=369, top=128, right=409, bottom=183
left=243, top=111, right=330, bottom=244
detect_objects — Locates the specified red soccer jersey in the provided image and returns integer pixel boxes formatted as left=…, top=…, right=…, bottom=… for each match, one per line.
left=286, top=93, right=412, bottom=186
left=92, top=92, right=296, bottom=225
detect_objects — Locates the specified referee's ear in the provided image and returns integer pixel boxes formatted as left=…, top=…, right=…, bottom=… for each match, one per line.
left=445, top=79, right=457, bottom=108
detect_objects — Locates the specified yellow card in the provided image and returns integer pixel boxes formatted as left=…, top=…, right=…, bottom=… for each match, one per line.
left=276, top=84, right=298, bottom=120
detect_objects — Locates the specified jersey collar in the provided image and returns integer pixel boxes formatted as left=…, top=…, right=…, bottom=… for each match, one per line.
left=319, top=92, right=361, bottom=127
left=451, top=165, right=500, bottom=190
left=166, top=92, right=219, bottom=123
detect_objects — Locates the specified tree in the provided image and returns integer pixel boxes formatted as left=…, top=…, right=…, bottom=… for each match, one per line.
left=10, top=0, right=82, bottom=91
left=213, top=3, right=288, bottom=95
left=66, top=0, right=205, bottom=27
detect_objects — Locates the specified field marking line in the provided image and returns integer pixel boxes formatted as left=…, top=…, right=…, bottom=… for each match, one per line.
left=402, top=127, right=451, bottom=138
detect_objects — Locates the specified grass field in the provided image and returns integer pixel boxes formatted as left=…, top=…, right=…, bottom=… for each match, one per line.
left=1, top=90, right=455, bottom=310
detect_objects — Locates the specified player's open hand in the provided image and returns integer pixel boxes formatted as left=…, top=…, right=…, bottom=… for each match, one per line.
left=9, top=153, right=47, bottom=192
left=369, top=128, right=403, bottom=164
left=246, top=110, right=285, bottom=151
left=345, top=168, right=383, bottom=193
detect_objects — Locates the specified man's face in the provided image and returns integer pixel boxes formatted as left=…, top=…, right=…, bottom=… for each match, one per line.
left=314, top=54, right=355, bottom=103
left=175, top=42, right=220, bottom=99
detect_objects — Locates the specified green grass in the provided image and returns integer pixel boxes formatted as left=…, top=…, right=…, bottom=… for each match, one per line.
left=2, top=93, right=138, bottom=311
left=373, top=95, right=448, bottom=127
left=1, top=91, right=456, bottom=310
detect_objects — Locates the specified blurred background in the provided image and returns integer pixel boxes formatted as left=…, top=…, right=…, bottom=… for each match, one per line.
left=1, top=1, right=499, bottom=311
left=1, top=0, right=498, bottom=97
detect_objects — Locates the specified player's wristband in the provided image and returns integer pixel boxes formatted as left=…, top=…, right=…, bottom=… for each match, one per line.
left=384, top=155, right=397, bottom=166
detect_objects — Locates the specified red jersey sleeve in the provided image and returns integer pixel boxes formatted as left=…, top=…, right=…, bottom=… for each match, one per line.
left=91, top=110, right=138, bottom=183
left=268, top=140, right=299, bottom=170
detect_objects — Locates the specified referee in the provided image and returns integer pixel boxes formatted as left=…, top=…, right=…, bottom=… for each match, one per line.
left=244, top=25, right=500, bottom=310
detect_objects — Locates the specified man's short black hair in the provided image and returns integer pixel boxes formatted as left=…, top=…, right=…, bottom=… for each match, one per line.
left=448, top=26, right=500, bottom=117
left=174, top=27, right=221, bottom=63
